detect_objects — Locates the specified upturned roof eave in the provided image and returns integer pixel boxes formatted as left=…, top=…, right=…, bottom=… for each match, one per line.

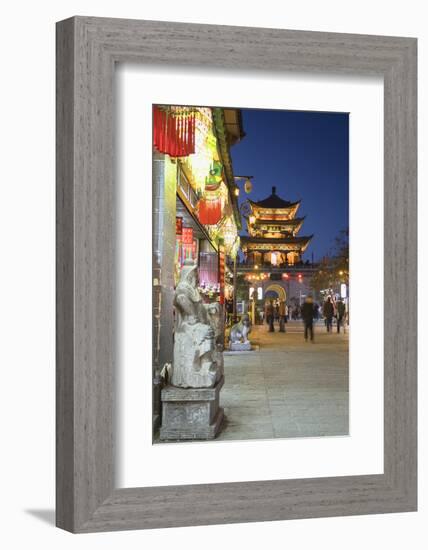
left=248, top=198, right=301, bottom=210
left=252, top=216, right=306, bottom=226
left=241, top=234, right=313, bottom=245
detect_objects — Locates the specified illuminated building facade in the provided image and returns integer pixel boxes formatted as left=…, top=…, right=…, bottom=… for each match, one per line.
left=241, top=186, right=312, bottom=267
left=238, top=186, right=315, bottom=308
left=152, top=105, right=244, bottom=428
left=171, top=107, right=243, bottom=299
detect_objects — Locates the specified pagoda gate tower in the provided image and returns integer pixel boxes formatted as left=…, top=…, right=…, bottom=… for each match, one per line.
left=238, top=186, right=314, bottom=305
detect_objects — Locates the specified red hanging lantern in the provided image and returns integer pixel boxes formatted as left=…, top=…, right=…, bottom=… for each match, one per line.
left=153, top=106, right=196, bottom=157
left=198, top=197, right=222, bottom=225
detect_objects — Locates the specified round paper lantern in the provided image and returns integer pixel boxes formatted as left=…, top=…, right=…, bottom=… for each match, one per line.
left=244, top=178, right=253, bottom=193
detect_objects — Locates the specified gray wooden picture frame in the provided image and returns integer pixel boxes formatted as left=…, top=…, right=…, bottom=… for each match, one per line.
left=56, top=16, right=417, bottom=533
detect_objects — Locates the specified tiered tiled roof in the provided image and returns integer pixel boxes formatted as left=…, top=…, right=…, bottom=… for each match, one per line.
left=243, top=186, right=312, bottom=256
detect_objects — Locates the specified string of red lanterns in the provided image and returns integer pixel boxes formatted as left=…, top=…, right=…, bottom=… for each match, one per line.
left=153, top=106, right=196, bottom=157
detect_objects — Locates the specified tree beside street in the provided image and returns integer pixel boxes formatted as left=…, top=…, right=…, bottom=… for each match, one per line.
left=310, top=228, right=349, bottom=296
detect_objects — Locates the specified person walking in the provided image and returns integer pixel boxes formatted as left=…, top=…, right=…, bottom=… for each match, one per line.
left=336, top=299, right=346, bottom=333
left=274, top=301, right=280, bottom=325
left=264, top=300, right=270, bottom=325
left=323, top=296, right=334, bottom=332
left=265, top=300, right=275, bottom=332
left=301, top=295, right=315, bottom=342
left=313, top=302, right=319, bottom=322
left=279, top=300, right=287, bottom=332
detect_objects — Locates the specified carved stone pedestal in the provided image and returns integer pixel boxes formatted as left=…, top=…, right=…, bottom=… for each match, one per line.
left=160, top=376, right=224, bottom=441
left=229, top=341, right=252, bottom=351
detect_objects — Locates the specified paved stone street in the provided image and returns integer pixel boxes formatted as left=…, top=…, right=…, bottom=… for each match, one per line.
left=218, top=321, right=349, bottom=441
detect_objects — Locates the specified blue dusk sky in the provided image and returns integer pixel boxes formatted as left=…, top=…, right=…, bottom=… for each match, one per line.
left=230, top=108, right=349, bottom=261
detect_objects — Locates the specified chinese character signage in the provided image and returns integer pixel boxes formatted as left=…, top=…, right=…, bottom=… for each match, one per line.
left=182, top=227, right=193, bottom=245
left=176, top=216, right=183, bottom=235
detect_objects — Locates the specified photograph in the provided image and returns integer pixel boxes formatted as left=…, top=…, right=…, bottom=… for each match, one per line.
left=153, top=104, right=349, bottom=442
left=1, top=3, right=419, bottom=543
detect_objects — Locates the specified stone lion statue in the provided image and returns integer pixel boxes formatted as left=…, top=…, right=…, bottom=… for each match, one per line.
left=171, top=260, right=223, bottom=389
left=229, top=314, right=252, bottom=345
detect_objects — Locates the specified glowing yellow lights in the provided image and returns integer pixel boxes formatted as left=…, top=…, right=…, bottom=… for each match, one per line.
left=249, top=215, right=256, bottom=225
left=247, top=271, right=269, bottom=282
left=339, top=270, right=344, bottom=276
left=254, top=265, right=259, bottom=269
left=234, top=187, right=240, bottom=197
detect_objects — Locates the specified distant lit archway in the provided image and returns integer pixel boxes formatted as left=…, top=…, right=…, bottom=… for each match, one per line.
left=264, top=284, right=286, bottom=301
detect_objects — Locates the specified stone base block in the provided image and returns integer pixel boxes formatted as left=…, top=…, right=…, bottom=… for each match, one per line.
left=160, top=376, right=224, bottom=441
left=229, top=341, right=252, bottom=351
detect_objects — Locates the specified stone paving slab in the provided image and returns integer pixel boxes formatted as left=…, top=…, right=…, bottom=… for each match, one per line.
left=217, top=321, right=349, bottom=441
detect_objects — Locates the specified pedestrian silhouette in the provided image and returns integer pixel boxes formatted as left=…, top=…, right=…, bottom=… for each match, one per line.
left=265, top=300, right=275, bottom=332
left=279, top=300, right=287, bottom=332
left=323, top=296, right=334, bottom=333
left=301, top=295, right=315, bottom=342
left=336, top=299, right=346, bottom=333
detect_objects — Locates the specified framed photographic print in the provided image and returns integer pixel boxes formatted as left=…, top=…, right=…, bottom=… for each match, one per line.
left=56, top=16, right=417, bottom=532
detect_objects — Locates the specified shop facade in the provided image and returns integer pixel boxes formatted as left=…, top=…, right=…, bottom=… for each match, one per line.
left=152, top=105, right=244, bottom=430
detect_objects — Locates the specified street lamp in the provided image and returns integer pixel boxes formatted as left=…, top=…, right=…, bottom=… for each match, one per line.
left=234, top=175, right=254, bottom=194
